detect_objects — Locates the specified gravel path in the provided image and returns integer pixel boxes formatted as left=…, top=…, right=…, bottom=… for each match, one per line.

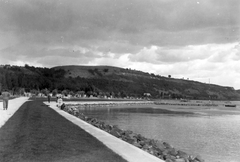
left=0, top=100, right=127, bottom=162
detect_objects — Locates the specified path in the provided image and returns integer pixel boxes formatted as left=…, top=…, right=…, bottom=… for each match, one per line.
left=47, top=101, right=164, bottom=162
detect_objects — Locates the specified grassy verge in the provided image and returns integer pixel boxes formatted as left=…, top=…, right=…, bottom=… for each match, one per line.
left=0, top=99, right=127, bottom=162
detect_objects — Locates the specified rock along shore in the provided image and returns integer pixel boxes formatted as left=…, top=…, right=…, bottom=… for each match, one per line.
left=64, top=100, right=155, bottom=108
left=62, top=103, right=205, bottom=162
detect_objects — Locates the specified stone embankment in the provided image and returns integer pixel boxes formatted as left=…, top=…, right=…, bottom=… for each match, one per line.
left=62, top=104, right=205, bottom=162
left=66, top=100, right=154, bottom=108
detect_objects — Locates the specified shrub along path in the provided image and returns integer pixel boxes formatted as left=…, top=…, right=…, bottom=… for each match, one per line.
left=0, top=99, right=127, bottom=162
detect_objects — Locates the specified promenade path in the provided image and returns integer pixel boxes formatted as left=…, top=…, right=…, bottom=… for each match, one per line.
left=0, top=98, right=127, bottom=162
left=47, top=101, right=164, bottom=162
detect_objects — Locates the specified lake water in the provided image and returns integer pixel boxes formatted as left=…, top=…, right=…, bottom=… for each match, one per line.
left=79, top=102, right=240, bottom=162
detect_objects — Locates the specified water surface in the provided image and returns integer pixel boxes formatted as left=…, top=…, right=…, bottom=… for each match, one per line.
left=80, top=103, right=240, bottom=162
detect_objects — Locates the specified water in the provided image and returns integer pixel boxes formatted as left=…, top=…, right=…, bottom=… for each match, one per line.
left=79, top=103, right=240, bottom=162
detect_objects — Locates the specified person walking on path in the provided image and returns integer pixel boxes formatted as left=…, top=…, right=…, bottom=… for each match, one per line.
left=57, top=94, right=63, bottom=108
left=1, top=89, right=10, bottom=110
left=47, top=93, right=51, bottom=103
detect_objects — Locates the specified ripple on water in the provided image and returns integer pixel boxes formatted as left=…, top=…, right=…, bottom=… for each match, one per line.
left=81, top=107, right=240, bottom=162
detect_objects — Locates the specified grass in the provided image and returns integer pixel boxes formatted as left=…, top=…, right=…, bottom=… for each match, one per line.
left=0, top=99, right=127, bottom=162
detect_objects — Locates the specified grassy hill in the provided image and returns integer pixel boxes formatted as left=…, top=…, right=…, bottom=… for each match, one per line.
left=1, top=64, right=240, bottom=100
left=53, top=65, right=240, bottom=100
left=53, top=65, right=151, bottom=79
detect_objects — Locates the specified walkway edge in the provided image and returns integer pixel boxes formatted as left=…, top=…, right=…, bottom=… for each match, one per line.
left=46, top=102, right=164, bottom=162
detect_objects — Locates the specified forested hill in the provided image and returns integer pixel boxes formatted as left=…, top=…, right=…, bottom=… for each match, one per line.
left=1, top=64, right=240, bottom=100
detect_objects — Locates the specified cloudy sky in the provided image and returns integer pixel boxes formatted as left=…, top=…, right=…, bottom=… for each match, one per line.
left=0, top=0, right=240, bottom=89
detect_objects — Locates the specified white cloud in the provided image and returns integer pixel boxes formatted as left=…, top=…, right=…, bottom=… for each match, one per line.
left=125, top=42, right=240, bottom=88
left=0, top=0, right=240, bottom=89
left=9, top=60, right=43, bottom=67
left=128, top=46, right=160, bottom=64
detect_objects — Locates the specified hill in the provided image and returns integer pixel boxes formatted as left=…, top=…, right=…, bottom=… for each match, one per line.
left=1, top=64, right=240, bottom=100
left=53, top=65, right=154, bottom=81
left=53, top=65, right=239, bottom=100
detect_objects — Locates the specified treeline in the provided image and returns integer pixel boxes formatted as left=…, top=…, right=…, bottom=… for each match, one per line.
left=0, top=65, right=152, bottom=98
left=1, top=64, right=240, bottom=100
left=0, top=65, right=65, bottom=92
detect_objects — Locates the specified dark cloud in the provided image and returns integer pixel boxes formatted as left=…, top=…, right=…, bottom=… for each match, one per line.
left=0, top=0, right=240, bottom=69
left=1, top=0, right=239, bottom=44
left=0, top=0, right=74, bottom=32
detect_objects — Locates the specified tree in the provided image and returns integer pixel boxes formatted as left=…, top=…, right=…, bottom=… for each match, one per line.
left=110, top=91, right=115, bottom=98
left=86, top=91, right=93, bottom=97
left=52, top=89, right=58, bottom=96
left=62, top=89, right=69, bottom=96
left=103, top=68, right=109, bottom=73
left=77, top=91, right=85, bottom=97
left=30, top=89, right=39, bottom=95
left=120, top=91, right=127, bottom=98
left=69, top=91, right=75, bottom=97
left=19, top=88, right=25, bottom=96
left=41, top=88, right=49, bottom=96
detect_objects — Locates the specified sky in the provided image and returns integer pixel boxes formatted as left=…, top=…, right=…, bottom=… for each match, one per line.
left=0, top=0, right=240, bottom=89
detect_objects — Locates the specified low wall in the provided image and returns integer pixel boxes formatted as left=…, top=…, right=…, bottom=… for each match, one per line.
left=63, top=103, right=205, bottom=162
left=64, top=100, right=154, bottom=108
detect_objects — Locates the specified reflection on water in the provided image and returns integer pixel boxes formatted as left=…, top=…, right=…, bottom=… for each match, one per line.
left=81, top=105, right=240, bottom=162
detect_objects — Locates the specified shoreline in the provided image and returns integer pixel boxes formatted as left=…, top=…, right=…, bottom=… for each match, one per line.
left=63, top=99, right=240, bottom=116
left=63, top=102, right=205, bottom=162
left=46, top=101, right=164, bottom=162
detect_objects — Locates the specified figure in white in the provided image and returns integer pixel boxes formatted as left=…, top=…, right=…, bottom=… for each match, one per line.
left=57, top=94, right=63, bottom=108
